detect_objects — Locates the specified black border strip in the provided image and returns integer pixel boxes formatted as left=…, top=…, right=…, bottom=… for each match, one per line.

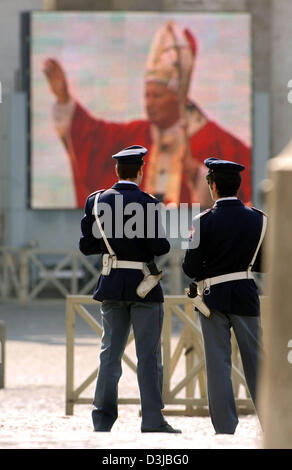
left=20, top=11, right=31, bottom=209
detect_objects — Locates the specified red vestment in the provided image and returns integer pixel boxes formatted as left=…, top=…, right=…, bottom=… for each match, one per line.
left=63, top=102, right=251, bottom=207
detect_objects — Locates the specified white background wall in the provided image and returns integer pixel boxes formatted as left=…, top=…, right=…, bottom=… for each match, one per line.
left=0, top=0, right=43, bottom=95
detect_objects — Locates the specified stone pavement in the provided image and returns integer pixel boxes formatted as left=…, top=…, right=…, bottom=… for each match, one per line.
left=0, top=301, right=263, bottom=450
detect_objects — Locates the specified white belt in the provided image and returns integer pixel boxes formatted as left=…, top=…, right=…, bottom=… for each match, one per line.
left=194, top=212, right=267, bottom=303
left=113, top=260, right=146, bottom=270
left=197, top=271, right=255, bottom=296
left=102, top=254, right=148, bottom=274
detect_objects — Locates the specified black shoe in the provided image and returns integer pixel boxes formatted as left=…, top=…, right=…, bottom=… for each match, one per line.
left=215, top=431, right=235, bottom=435
left=141, top=422, right=182, bottom=434
left=92, top=409, right=114, bottom=432
left=93, top=427, right=112, bottom=432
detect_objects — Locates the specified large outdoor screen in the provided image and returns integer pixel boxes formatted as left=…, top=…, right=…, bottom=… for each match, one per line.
left=29, top=11, right=252, bottom=209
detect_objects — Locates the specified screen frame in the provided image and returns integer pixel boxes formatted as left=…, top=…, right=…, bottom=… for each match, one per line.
left=22, top=10, right=253, bottom=211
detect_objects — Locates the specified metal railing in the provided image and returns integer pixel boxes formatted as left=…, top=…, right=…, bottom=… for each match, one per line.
left=0, top=247, right=184, bottom=304
left=0, top=247, right=100, bottom=303
left=65, top=295, right=260, bottom=416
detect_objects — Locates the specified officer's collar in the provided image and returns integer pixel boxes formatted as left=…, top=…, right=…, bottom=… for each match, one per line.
left=112, top=181, right=141, bottom=190
left=214, top=198, right=243, bottom=207
left=215, top=197, right=238, bottom=204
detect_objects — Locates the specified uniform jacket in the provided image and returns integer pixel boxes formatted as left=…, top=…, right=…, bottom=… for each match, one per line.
left=79, top=182, right=170, bottom=302
left=59, top=101, right=251, bottom=207
left=182, top=199, right=266, bottom=316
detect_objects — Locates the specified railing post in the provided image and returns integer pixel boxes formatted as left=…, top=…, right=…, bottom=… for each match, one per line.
left=71, top=252, right=79, bottom=294
left=184, top=302, right=196, bottom=415
left=66, top=297, right=75, bottom=415
left=169, top=250, right=182, bottom=295
left=0, top=321, right=6, bottom=389
left=258, top=153, right=292, bottom=449
left=19, top=249, right=29, bottom=305
left=162, top=302, right=171, bottom=404
left=1, top=251, right=9, bottom=299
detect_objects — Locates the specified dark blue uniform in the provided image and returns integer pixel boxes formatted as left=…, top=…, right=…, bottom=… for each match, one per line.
left=80, top=182, right=170, bottom=302
left=182, top=198, right=263, bottom=316
left=79, top=145, right=180, bottom=434
left=182, top=157, right=266, bottom=435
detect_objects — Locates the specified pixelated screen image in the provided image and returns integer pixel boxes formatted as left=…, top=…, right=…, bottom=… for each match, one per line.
left=29, top=11, right=251, bottom=209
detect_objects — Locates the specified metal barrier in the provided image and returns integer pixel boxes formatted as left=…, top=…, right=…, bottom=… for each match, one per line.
left=0, top=247, right=103, bottom=303
left=0, top=247, right=184, bottom=304
left=65, top=295, right=257, bottom=416
left=0, top=248, right=22, bottom=301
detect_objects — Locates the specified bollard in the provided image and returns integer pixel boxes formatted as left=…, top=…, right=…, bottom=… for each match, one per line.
left=258, top=154, right=292, bottom=449
left=0, top=321, right=6, bottom=388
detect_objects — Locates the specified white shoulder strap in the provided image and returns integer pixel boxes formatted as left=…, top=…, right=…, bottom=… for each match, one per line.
left=248, top=214, right=267, bottom=271
left=93, top=192, right=116, bottom=257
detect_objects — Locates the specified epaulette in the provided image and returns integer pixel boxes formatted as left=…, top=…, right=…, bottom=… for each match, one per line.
left=88, top=189, right=105, bottom=199
left=193, top=208, right=212, bottom=220
left=251, top=207, right=268, bottom=217
left=141, top=191, right=158, bottom=201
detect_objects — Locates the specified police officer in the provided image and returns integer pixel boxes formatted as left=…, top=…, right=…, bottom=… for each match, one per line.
left=182, top=157, right=266, bottom=435
left=79, top=145, right=181, bottom=433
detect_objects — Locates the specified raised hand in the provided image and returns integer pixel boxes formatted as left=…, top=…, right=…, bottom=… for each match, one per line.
left=43, top=58, right=70, bottom=104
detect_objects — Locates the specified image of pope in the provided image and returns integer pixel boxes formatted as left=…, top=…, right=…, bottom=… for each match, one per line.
left=43, top=21, right=251, bottom=208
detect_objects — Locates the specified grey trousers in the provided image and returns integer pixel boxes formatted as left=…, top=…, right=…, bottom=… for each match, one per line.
left=199, top=309, right=262, bottom=434
left=93, top=300, right=165, bottom=430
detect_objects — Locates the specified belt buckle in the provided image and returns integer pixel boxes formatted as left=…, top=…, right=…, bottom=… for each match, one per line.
left=102, top=254, right=112, bottom=276
left=203, top=279, right=211, bottom=296
left=111, top=255, right=117, bottom=269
